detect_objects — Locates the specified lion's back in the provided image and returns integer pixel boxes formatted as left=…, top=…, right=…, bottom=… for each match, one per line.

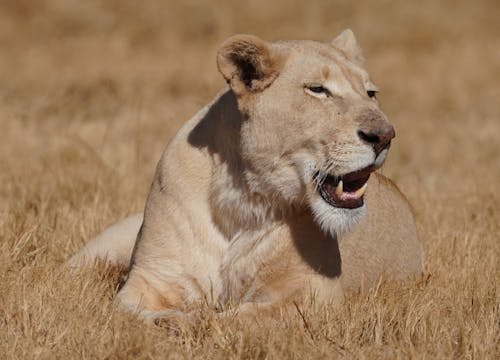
left=339, top=172, right=423, bottom=291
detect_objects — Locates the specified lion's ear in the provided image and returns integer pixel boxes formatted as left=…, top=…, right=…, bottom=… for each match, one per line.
left=331, top=29, right=364, bottom=64
left=217, top=34, right=284, bottom=95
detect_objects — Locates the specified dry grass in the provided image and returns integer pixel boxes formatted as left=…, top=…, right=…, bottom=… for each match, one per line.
left=1, top=0, right=499, bottom=358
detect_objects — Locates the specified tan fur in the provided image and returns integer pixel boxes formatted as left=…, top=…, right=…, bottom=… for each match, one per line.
left=69, top=31, right=422, bottom=320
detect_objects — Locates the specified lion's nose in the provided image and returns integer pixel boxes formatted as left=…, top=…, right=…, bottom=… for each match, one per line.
left=357, top=124, right=395, bottom=156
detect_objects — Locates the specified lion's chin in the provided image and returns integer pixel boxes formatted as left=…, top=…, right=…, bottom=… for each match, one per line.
left=310, top=193, right=366, bottom=237
left=308, top=165, right=374, bottom=236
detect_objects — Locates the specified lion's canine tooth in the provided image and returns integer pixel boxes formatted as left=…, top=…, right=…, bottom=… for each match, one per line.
left=335, top=180, right=343, bottom=195
left=353, top=183, right=368, bottom=199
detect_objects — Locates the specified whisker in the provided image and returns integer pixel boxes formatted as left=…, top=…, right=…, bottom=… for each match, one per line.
left=324, top=159, right=335, bottom=174
left=313, top=169, right=325, bottom=192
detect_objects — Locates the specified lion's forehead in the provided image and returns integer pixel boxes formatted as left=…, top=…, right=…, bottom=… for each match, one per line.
left=277, top=40, right=370, bottom=94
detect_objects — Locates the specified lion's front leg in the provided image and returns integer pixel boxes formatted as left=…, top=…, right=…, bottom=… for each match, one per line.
left=116, top=269, right=188, bottom=314
left=115, top=177, right=228, bottom=317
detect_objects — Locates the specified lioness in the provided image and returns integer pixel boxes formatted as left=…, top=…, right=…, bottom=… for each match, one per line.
left=69, top=30, right=422, bottom=320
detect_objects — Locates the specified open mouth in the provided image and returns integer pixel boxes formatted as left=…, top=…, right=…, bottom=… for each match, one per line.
left=315, top=165, right=374, bottom=209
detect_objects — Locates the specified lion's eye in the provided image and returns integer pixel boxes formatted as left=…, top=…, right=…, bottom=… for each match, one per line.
left=308, top=86, right=328, bottom=94
left=305, top=85, right=331, bottom=98
left=367, top=90, right=377, bottom=99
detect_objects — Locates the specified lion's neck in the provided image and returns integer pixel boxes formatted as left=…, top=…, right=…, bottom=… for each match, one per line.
left=188, top=89, right=298, bottom=239
left=210, top=162, right=299, bottom=239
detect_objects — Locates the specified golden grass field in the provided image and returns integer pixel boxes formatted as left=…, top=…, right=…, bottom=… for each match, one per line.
left=1, top=0, right=499, bottom=358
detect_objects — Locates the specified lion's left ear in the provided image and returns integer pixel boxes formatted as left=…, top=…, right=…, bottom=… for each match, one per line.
left=217, top=34, right=285, bottom=96
left=331, top=29, right=364, bottom=64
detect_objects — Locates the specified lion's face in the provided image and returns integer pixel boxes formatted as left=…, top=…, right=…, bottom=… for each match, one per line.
left=217, top=31, right=395, bottom=235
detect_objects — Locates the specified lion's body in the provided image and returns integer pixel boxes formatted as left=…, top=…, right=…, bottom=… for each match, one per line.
left=70, top=32, right=422, bottom=319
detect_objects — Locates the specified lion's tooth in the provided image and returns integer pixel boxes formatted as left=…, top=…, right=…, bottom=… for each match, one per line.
left=335, top=180, right=343, bottom=195
left=353, top=183, right=368, bottom=199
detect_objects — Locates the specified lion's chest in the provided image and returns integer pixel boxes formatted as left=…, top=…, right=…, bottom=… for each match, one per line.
left=213, top=223, right=311, bottom=307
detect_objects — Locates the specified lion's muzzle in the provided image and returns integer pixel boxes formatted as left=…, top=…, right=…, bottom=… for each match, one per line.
left=356, top=110, right=395, bottom=157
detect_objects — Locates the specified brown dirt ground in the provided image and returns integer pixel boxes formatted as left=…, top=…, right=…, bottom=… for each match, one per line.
left=0, top=0, right=498, bottom=358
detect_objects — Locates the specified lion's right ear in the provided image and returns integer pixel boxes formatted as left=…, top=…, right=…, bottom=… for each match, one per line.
left=331, top=29, right=364, bottom=65
left=217, top=34, right=284, bottom=96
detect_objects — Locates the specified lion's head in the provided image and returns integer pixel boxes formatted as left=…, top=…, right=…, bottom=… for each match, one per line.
left=217, top=30, right=395, bottom=235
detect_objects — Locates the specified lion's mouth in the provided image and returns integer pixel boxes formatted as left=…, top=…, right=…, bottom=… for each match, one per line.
left=315, top=166, right=374, bottom=209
